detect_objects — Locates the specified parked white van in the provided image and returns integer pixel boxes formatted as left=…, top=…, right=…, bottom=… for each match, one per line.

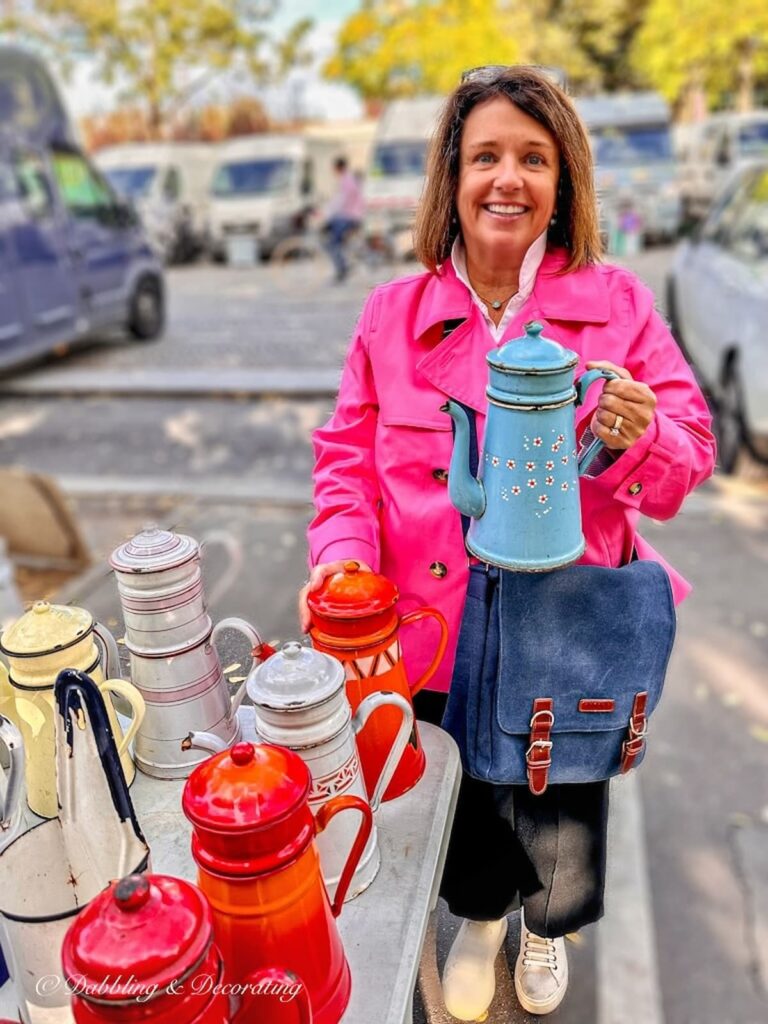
left=677, top=110, right=768, bottom=221
left=95, top=143, right=216, bottom=264
left=206, top=134, right=341, bottom=262
left=364, top=97, right=443, bottom=255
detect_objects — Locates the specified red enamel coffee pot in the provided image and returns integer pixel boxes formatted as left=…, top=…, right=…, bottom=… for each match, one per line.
left=182, top=741, right=372, bottom=1024
left=308, top=562, right=449, bottom=800
left=61, top=873, right=311, bottom=1024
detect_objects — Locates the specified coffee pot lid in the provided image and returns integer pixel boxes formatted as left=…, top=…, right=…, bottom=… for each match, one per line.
left=62, top=874, right=213, bottom=998
left=109, top=524, right=199, bottom=574
left=246, top=640, right=343, bottom=710
left=182, top=741, right=311, bottom=833
left=307, top=561, right=399, bottom=619
left=0, top=600, right=93, bottom=657
left=487, top=320, right=578, bottom=373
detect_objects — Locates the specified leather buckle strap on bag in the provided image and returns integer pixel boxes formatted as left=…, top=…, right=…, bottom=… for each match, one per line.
left=526, top=699, right=554, bottom=795
left=620, top=692, right=649, bottom=774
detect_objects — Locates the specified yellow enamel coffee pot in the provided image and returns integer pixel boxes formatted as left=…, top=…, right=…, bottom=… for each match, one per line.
left=0, top=601, right=145, bottom=818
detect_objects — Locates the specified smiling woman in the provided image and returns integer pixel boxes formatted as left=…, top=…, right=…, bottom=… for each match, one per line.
left=303, top=65, right=716, bottom=1021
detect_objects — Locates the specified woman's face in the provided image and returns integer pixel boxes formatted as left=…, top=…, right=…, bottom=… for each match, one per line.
left=456, top=96, right=560, bottom=264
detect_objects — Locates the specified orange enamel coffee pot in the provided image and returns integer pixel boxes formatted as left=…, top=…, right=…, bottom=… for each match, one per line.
left=182, top=741, right=371, bottom=1024
left=307, top=562, right=448, bottom=801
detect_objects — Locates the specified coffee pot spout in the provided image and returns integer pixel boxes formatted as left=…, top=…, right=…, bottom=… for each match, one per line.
left=441, top=401, right=486, bottom=519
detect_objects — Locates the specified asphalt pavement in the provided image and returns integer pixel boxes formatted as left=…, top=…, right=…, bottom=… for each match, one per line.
left=1, top=248, right=766, bottom=1024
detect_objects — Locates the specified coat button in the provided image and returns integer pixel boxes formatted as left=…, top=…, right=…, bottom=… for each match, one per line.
left=628, top=481, right=643, bottom=496
left=432, top=468, right=449, bottom=483
left=429, top=561, right=448, bottom=578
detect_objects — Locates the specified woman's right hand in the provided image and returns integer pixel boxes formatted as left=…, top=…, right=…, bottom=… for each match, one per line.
left=298, top=560, right=373, bottom=633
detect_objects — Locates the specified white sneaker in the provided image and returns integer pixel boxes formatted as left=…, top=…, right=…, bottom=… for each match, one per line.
left=441, top=917, right=508, bottom=1021
left=514, top=909, right=569, bottom=1015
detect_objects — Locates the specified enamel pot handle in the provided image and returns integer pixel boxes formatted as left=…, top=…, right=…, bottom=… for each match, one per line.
left=98, top=679, right=146, bottom=757
left=211, top=617, right=265, bottom=711
left=0, top=714, right=23, bottom=837
left=93, top=621, right=121, bottom=680
left=315, top=794, right=373, bottom=917
left=575, top=369, right=620, bottom=474
left=352, top=690, right=414, bottom=811
left=398, top=608, right=449, bottom=696
left=233, top=967, right=312, bottom=1024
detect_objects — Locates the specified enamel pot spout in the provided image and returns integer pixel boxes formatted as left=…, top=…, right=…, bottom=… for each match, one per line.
left=441, top=401, right=486, bottom=520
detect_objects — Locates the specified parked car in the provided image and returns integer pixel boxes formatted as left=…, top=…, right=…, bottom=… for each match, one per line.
left=0, top=46, right=165, bottom=373
left=96, top=142, right=216, bottom=263
left=667, top=161, right=768, bottom=471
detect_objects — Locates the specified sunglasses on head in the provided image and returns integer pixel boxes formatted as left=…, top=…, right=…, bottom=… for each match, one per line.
left=460, top=64, right=567, bottom=90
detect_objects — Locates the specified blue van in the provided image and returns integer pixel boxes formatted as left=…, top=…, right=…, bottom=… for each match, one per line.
left=0, top=46, right=165, bottom=372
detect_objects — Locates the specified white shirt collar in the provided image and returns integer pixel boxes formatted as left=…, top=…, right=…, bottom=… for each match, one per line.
left=451, top=232, right=548, bottom=343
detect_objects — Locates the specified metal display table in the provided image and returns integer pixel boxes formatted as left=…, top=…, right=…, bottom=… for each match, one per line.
left=0, top=716, right=460, bottom=1024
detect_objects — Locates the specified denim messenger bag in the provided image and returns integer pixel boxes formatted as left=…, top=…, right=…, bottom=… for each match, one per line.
left=442, top=398, right=677, bottom=794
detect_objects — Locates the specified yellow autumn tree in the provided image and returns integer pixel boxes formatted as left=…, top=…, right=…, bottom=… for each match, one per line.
left=324, top=0, right=653, bottom=99
left=632, top=0, right=768, bottom=111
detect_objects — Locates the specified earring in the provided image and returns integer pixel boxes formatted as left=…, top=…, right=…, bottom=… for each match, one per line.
left=549, top=211, right=557, bottom=227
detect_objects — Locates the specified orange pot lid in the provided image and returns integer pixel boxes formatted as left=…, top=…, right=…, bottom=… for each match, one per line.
left=308, top=561, right=399, bottom=619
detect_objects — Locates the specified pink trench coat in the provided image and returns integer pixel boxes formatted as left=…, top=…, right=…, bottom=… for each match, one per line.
left=308, top=248, right=717, bottom=693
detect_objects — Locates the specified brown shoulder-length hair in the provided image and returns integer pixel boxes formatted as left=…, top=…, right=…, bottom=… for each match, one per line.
left=413, top=66, right=602, bottom=274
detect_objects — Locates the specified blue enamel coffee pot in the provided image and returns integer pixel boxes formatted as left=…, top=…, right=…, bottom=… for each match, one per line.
left=443, top=321, right=618, bottom=572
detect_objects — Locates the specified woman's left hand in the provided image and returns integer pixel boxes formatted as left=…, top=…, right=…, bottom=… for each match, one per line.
left=585, top=360, right=657, bottom=450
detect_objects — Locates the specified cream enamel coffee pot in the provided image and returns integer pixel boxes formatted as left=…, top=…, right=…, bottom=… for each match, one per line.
left=0, top=601, right=145, bottom=818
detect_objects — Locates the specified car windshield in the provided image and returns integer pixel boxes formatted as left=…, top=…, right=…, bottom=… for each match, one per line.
left=104, top=166, right=156, bottom=198
left=592, top=126, right=673, bottom=166
left=371, top=141, right=427, bottom=177
left=738, top=122, right=768, bottom=155
left=211, top=158, right=293, bottom=197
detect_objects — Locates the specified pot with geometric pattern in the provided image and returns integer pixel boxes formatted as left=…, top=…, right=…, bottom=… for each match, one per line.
left=246, top=641, right=412, bottom=902
left=307, top=563, right=448, bottom=801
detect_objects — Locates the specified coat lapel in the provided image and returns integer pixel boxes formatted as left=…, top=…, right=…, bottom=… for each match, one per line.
left=413, top=250, right=610, bottom=413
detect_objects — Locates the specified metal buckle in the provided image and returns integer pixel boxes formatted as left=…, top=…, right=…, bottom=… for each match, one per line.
left=526, top=739, right=553, bottom=759
left=530, top=709, right=555, bottom=729
left=630, top=716, right=648, bottom=739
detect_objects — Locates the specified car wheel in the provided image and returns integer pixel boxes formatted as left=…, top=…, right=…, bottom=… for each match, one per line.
left=714, top=358, right=747, bottom=475
left=127, top=276, right=165, bottom=341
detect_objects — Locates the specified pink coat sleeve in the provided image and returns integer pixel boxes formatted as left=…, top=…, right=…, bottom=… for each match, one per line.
left=583, top=281, right=716, bottom=519
left=308, top=299, right=382, bottom=570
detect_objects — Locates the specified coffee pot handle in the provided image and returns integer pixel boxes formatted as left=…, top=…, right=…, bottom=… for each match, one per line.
left=98, top=680, right=146, bottom=757
left=315, top=794, right=373, bottom=917
left=398, top=608, right=449, bottom=696
left=0, top=714, right=24, bottom=836
left=93, top=621, right=121, bottom=680
left=211, top=617, right=265, bottom=711
left=233, top=968, right=312, bottom=1024
left=352, top=691, right=414, bottom=812
left=201, top=530, right=243, bottom=608
left=575, top=368, right=621, bottom=475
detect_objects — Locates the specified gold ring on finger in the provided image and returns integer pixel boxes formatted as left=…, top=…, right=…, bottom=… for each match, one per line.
left=609, top=413, right=624, bottom=436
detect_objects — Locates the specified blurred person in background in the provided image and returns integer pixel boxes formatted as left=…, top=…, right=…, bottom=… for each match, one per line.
left=301, top=67, right=715, bottom=1019
left=324, top=155, right=365, bottom=282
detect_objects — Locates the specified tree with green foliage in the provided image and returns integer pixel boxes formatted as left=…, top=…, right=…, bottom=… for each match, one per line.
left=632, top=0, right=768, bottom=111
left=2, top=1, right=313, bottom=135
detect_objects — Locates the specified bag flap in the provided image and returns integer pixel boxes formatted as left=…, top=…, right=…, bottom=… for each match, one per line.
left=496, top=561, right=676, bottom=735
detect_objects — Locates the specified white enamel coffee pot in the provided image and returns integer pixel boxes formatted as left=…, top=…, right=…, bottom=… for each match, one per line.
left=245, top=640, right=413, bottom=901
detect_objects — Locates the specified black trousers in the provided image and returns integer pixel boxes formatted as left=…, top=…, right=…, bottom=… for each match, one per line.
left=415, top=689, right=610, bottom=939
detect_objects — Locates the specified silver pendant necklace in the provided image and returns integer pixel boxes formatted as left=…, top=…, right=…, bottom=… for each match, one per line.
left=477, top=291, right=516, bottom=312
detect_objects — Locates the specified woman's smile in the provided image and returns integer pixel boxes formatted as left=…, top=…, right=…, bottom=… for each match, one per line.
left=456, top=96, right=560, bottom=271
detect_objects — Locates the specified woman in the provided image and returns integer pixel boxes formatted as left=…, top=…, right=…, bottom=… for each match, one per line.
left=300, top=67, right=715, bottom=1019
